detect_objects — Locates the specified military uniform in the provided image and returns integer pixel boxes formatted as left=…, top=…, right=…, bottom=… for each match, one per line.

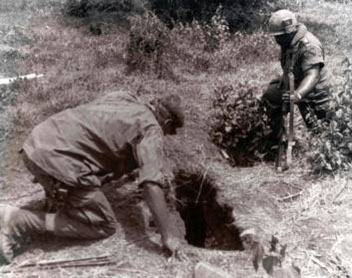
left=21, top=91, right=169, bottom=239
left=263, top=23, right=331, bottom=132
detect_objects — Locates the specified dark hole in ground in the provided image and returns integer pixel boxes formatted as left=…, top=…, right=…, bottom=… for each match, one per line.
left=174, top=170, right=244, bottom=250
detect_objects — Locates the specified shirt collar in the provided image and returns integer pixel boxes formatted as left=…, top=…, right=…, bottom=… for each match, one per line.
left=290, top=23, right=307, bottom=47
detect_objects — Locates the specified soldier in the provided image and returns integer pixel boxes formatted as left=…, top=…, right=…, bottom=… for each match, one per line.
left=263, top=9, right=331, bottom=139
left=0, top=91, right=184, bottom=264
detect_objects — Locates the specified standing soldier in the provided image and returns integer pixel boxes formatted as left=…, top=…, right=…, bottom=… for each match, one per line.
left=0, top=91, right=184, bottom=264
left=262, top=9, right=331, bottom=140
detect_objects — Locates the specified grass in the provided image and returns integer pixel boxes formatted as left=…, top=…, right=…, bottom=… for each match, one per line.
left=1, top=0, right=352, bottom=277
left=281, top=173, right=352, bottom=277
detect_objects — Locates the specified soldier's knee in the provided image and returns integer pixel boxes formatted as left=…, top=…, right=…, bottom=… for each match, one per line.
left=102, top=224, right=116, bottom=237
left=263, top=83, right=283, bottom=108
left=100, top=210, right=117, bottom=237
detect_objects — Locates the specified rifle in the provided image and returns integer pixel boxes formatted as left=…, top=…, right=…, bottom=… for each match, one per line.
left=276, top=69, right=295, bottom=172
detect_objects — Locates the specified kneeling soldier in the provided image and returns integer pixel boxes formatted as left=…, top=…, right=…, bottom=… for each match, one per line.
left=263, top=9, right=332, bottom=140
left=0, top=91, right=184, bottom=263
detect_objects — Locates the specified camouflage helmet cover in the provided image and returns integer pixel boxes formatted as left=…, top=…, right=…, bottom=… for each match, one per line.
left=268, top=9, right=298, bottom=36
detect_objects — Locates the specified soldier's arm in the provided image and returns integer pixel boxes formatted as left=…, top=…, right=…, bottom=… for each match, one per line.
left=134, top=127, right=165, bottom=187
left=296, top=41, right=325, bottom=99
left=134, top=127, right=181, bottom=256
left=295, top=64, right=321, bottom=99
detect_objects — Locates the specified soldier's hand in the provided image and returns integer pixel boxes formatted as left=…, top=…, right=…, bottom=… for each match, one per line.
left=163, top=237, right=188, bottom=261
left=282, top=91, right=290, bottom=104
left=282, top=91, right=301, bottom=104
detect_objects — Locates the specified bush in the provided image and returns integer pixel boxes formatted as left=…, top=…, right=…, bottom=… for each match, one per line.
left=151, top=0, right=281, bottom=31
left=126, top=12, right=173, bottom=78
left=64, top=0, right=290, bottom=32
left=209, top=84, right=271, bottom=167
left=168, top=19, right=277, bottom=75
left=166, top=11, right=231, bottom=74
left=202, top=6, right=230, bottom=51
left=64, top=0, right=148, bottom=18
left=307, top=58, right=352, bottom=174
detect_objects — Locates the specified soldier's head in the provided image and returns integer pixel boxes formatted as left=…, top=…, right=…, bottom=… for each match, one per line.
left=151, top=94, right=185, bottom=135
left=268, top=9, right=298, bottom=48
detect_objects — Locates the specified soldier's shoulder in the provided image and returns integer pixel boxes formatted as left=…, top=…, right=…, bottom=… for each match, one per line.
left=94, top=90, right=141, bottom=105
left=300, top=31, right=322, bottom=49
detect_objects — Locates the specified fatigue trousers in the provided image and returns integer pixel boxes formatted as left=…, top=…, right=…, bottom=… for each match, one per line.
left=262, top=81, right=331, bottom=138
left=22, top=151, right=117, bottom=239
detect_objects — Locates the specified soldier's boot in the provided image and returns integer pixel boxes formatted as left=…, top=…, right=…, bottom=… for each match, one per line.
left=0, top=205, right=46, bottom=264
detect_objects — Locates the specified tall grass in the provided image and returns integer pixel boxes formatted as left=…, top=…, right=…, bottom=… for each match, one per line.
left=12, top=10, right=278, bottom=137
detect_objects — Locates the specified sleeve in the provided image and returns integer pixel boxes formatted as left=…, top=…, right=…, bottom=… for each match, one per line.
left=301, top=44, right=325, bottom=72
left=135, top=126, right=166, bottom=187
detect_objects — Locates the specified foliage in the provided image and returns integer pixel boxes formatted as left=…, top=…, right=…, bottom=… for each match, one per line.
left=307, top=58, right=352, bottom=174
left=126, top=9, right=229, bottom=76
left=169, top=19, right=277, bottom=75
left=63, top=0, right=289, bottom=31
left=151, top=0, right=283, bottom=31
left=64, top=0, right=148, bottom=18
left=126, top=12, right=173, bottom=78
left=209, top=84, right=271, bottom=167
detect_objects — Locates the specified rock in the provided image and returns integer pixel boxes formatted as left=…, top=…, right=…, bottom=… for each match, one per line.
left=194, top=262, right=232, bottom=278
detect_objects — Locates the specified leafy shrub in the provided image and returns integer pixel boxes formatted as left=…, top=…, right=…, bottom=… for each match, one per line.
left=151, top=0, right=283, bottom=31
left=209, top=84, right=271, bottom=167
left=126, top=12, right=173, bottom=78
left=169, top=17, right=277, bottom=75
left=64, top=0, right=148, bottom=18
left=307, top=58, right=352, bottom=174
left=64, top=0, right=292, bottom=32
left=202, top=6, right=230, bottom=51
left=167, top=11, right=231, bottom=73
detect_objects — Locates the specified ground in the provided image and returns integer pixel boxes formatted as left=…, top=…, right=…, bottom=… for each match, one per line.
left=1, top=0, right=352, bottom=277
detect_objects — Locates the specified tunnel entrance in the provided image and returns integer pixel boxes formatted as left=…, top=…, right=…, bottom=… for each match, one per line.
left=174, top=171, right=244, bottom=250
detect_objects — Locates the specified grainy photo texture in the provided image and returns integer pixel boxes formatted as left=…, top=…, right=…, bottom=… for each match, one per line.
left=0, top=0, right=352, bottom=277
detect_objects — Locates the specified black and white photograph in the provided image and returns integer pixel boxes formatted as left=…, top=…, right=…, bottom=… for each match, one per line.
left=0, top=0, right=351, bottom=277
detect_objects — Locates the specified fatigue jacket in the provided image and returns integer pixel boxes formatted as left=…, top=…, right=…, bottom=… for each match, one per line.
left=280, top=24, right=330, bottom=104
left=23, top=91, right=166, bottom=189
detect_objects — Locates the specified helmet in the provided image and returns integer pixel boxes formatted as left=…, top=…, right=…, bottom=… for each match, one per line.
left=268, top=10, right=298, bottom=36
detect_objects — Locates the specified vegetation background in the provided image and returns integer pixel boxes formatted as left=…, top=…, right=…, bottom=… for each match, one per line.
left=0, top=0, right=352, bottom=277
